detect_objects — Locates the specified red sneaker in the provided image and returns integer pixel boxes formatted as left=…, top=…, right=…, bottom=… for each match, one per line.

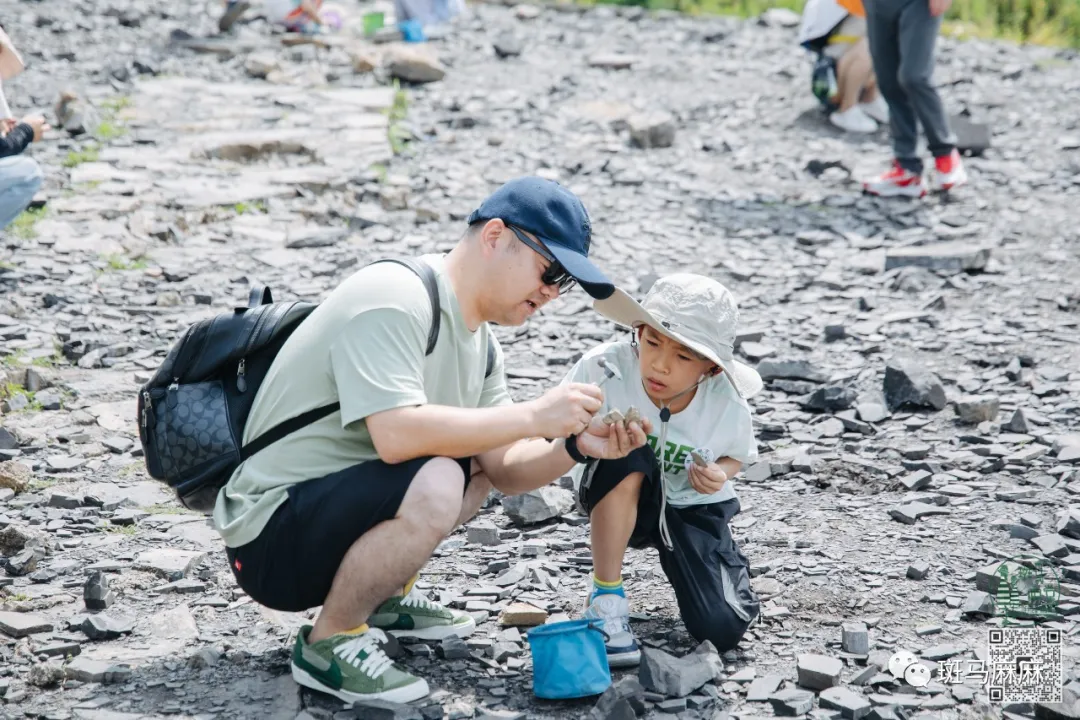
left=932, top=149, right=968, bottom=192
left=863, top=160, right=927, bottom=198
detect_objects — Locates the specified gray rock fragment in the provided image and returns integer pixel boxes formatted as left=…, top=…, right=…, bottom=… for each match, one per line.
left=883, top=357, right=946, bottom=411
left=639, top=641, right=723, bottom=698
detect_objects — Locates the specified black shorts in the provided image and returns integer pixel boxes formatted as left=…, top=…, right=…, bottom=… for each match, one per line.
left=578, top=444, right=670, bottom=550
left=577, top=445, right=761, bottom=652
left=225, top=455, right=472, bottom=613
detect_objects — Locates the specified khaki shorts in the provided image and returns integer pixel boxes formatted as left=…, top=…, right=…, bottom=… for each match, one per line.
left=823, top=15, right=867, bottom=59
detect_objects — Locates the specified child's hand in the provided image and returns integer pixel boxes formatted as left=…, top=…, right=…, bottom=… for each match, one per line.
left=576, top=415, right=652, bottom=460
left=688, top=462, right=728, bottom=495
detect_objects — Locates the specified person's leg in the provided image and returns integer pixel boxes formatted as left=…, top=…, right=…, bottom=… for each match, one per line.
left=895, top=0, right=967, bottom=190
left=590, top=471, right=644, bottom=586
left=836, top=42, right=874, bottom=113
left=0, top=156, right=43, bottom=231
left=375, top=459, right=492, bottom=630
left=829, top=41, right=879, bottom=134
left=656, top=499, right=760, bottom=653
left=864, top=0, right=922, bottom=174
left=314, top=456, right=474, bottom=642
left=455, top=458, right=492, bottom=527
left=896, top=0, right=955, bottom=158
left=226, top=455, right=473, bottom=704
left=577, top=447, right=661, bottom=668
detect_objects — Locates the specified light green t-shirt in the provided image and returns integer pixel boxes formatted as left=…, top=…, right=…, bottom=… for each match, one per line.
left=212, top=253, right=513, bottom=548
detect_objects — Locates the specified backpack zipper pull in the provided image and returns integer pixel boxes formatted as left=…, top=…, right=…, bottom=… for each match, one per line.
left=141, top=391, right=151, bottom=429
left=236, top=358, right=247, bottom=393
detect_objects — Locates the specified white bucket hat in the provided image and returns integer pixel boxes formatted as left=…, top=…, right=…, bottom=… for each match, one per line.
left=593, top=273, right=764, bottom=399
left=0, top=27, right=25, bottom=81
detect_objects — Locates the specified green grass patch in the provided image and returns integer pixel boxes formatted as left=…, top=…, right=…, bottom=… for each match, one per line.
left=234, top=200, right=267, bottom=215
left=63, top=145, right=100, bottom=168
left=95, top=120, right=126, bottom=141
left=8, top=206, right=46, bottom=240
left=1, top=382, right=42, bottom=411
left=384, top=80, right=410, bottom=156
left=100, top=95, right=132, bottom=113
left=103, top=254, right=148, bottom=272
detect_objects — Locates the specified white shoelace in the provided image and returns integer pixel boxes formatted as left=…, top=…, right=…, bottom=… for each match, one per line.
left=589, top=596, right=630, bottom=636
left=332, top=628, right=393, bottom=679
left=398, top=588, right=440, bottom=611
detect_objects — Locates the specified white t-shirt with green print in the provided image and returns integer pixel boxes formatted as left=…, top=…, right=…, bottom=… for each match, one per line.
left=561, top=341, right=758, bottom=507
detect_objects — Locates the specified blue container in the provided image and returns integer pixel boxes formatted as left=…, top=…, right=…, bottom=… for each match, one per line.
left=398, top=19, right=426, bottom=43
left=527, top=619, right=612, bottom=700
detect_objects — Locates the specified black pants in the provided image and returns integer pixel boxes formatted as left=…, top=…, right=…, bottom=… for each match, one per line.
left=225, top=455, right=472, bottom=613
left=578, top=446, right=760, bottom=652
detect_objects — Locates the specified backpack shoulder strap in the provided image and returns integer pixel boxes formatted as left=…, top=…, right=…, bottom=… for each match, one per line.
left=485, top=331, right=496, bottom=378
left=375, top=257, right=440, bottom=356
left=240, top=403, right=340, bottom=461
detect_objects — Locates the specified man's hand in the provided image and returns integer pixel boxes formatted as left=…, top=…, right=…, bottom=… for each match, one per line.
left=688, top=462, right=728, bottom=495
left=20, top=115, right=50, bottom=142
left=929, top=0, right=952, bottom=17
left=527, top=382, right=604, bottom=439
left=575, top=415, right=652, bottom=460
left=0, top=118, right=17, bottom=136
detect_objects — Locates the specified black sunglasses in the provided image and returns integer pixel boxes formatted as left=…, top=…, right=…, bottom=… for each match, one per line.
left=507, top=225, right=576, bottom=291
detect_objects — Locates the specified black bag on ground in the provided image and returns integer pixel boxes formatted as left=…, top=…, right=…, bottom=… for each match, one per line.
left=137, top=257, right=495, bottom=514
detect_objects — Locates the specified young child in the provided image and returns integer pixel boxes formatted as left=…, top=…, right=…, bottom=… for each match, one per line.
left=263, top=0, right=343, bottom=34
left=861, top=0, right=967, bottom=197
left=560, top=273, right=763, bottom=667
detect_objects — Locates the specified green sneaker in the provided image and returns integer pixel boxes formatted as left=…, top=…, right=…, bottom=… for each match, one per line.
left=290, top=626, right=429, bottom=704
left=369, top=587, right=477, bottom=640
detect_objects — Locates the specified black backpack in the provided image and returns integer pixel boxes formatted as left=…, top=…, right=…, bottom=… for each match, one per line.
left=136, top=257, right=496, bottom=514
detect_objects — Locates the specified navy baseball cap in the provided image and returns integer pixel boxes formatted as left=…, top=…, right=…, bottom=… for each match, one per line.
left=467, top=176, right=615, bottom=299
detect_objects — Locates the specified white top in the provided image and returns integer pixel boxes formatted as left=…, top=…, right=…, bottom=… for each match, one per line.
left=263, top=0, right=301, bottom=24
left=797, top=0, right=850, bottom=47
left=561, top=341, right=758, bottom=508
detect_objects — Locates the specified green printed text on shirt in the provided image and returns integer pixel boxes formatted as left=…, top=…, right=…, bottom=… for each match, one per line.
left=645, top=434, right=694, bottom=474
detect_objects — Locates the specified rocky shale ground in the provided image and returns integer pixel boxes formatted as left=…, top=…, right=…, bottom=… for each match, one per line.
left=0, top=0, right=1079, bottom=719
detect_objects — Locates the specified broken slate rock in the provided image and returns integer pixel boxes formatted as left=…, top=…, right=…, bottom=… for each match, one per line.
left=0, top=610, right=54, bottom=638
left=797, top=653, right=843, bottom=690
left=884, top=242, right=991, bottom=274
left=384, top=44, right=446, bottom=83
left=962, top=591, right=996, bottom=618
left=769, top=688, right=814, bottom=715
left=1058, top=508, right=1080, bottom=539
left=134, top=549, right=205, bottom=581
left=758, top=359, right=828, bottom=383
left=502, top=486, right=573, bottom=524
left=639, top=640, right=723, bottom=698
left=352, top=698, right=423, bottom=720
left=589, top=676, right=646, bottom=719
left=80, top=613, right=136, bottom=640
left=954, top=395, right=1000, bottom=424
left=628, top=112, right=675, bottom=149
left=884, top=357, right=946, bottom=412
left=842, top=622, right=870, bottom=655
left=819, top=686, right=873, bottom=719
left=802, top=385, right=857, bottom=412
left=85, top=571, right=115, bottom=610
